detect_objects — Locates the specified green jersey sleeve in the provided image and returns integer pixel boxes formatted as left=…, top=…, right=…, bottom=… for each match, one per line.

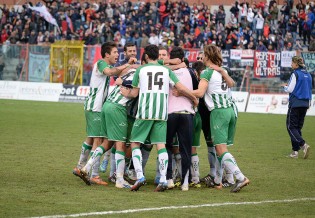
left=157, top=60, right=164, bottom=65
left=200, top=68, right=214, bottom=82
left=97, top=60, right=111, bottom=74
left=132, top=68, right=140, bottom=88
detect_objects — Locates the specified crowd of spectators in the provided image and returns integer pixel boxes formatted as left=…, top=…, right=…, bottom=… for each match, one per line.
left=0, top=0, right=315, bottom=52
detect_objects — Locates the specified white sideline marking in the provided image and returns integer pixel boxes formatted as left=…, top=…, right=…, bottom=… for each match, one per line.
left=31, top=198, right=315, bottom=218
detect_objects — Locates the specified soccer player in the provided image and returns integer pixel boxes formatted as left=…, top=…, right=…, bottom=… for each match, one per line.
left=120, top=45, right=198, bottom=192
left=101, top=42, right=139, bottom=182
left=102, top=67, right=139, bottom=189
left=72, top=41, right=119, bottom=186
left=76, top=42, right=137, bottom=186
left=193, top=44, right=250, bottom=193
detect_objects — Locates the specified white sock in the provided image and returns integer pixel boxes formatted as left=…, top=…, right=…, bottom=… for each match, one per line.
left=132, top=147, right=143, bottom=179
left=174, top=153, right=182, bottom=179
left=115, top=151, right=125, bottom=181
left=208, top=146, right=216, bottom=178
left=183, top=170, right=189, bottom=185
left=155, top=157, right=161, bottom=179
left=214, top=155, right=224, bottom=184
left=191, top=153, right=200, bottom=183
left=102, top=149, right=111, bottom=163
left=84, top=146, right=105, bottom=174
left=221, top=152, right=245, bottom=181
left=91, top=149, right=101, bottom=178
left=77, top=142, right=92, bottom=169
left=109, top=147, right=116, bottom=177
left=158, top=148, right=168, bottom=183
left=141, top=144, right=152, bottom=174
left=223, top=163, right=235, bottom=184
left=171, top=154, right=176, bottom=179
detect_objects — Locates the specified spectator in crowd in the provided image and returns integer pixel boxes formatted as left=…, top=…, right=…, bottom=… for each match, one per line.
left=280, top=1, right=291, bottom=21
left=255, top=11, right=265, bottom=40
left=269, top=2, right=279, bottom=27
left=256, top=39, right=267, bottom=51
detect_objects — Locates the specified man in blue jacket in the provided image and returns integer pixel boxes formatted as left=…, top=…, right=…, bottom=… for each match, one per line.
left=284, top=56, right=312, bottom=159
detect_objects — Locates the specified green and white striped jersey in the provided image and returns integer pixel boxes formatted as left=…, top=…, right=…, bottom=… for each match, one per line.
left=200, top=68, right=233, bottom=111
left=132, top=63, right=179, bottom=121
left=107, top=69, right=136, bottom=107
left=84, top=60, right=111, bottom=112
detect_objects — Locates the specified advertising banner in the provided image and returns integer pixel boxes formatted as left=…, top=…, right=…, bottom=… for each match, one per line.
left=231, top=91, right=249, bottom=112
left=254, top=52, right=281, bottom=78
left=17, top=82, right=63, bottom=102
left=221, top=50, right=230, bottom=68
left=0, top=81, right=20, bottom=99
left=241, top=50, right=254, bottom=67
left=281, top=51, right=296, bottom=68
left=301, top=52, right=315, bottom=73
left=28, top=52, right=50, bottom=82
left=230, top=49, right=242, bottom=60
left=184, top=49, right=201, bottom=62
left=59, top=85, right=90, bottom=103
left=246, top=94, right=315, bottom=116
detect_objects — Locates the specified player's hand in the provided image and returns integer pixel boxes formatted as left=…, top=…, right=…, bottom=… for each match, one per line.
left=128, top=57, right=137, bottom=64
left=280, top=83, right=288, bottom=87
left=209, top=64, right=223, bottom=72
left=115, top=77, right=123, bottom=85
left=193, top=97, right=199, bottom=108
left=172, top=88, right=180, bottom=97
left=172, top=58, right=182, bottom=65
left=180, top=62, right=187, bottom=68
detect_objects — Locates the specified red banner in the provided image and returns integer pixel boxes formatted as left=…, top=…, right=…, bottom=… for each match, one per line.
left=254, top=51, right=281, bottom=78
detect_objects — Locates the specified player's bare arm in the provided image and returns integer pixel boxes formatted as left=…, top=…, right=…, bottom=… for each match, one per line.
left=174, top=82, right=198, bottom=107
left=164, top=58, right=181, bottom=65
left=103, top=58, right=137, bottom=76
left=168, top=62, right=187, bottom=71
left=192, top=79, right=208, bottom=98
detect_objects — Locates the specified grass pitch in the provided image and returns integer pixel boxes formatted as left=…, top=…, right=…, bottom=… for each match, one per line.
left=0, top=100, right=314, bottom=218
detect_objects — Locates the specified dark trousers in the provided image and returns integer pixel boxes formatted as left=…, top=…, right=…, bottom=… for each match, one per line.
left=198, top=99, right=211, bottom=144
left=166, top=113, right=193, bottom=184
left=286, top=107, right=308, bottom=151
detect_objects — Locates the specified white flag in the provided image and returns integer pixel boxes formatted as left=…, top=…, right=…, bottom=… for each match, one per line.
left=28, top=5, right=59, bottom=27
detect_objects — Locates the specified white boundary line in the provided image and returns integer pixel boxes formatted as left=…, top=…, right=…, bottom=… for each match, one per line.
left=30, top=197, right=315, bottom=218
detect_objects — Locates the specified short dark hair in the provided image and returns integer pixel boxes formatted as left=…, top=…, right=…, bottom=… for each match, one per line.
left=144, top=45, right=159, bottom=61
left=183, top=58, right=190, bottom=67
left=192, top=61, right=206, bottom=75
left=124, top=42, right=136, bottom=52
left=170, top=46, right=185, bottom=60
left=101, top=41, right=117, bottom=58
left=141, top=51, right=147, bottom=64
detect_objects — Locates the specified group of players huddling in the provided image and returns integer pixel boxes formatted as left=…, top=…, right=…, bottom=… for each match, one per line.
left=72, top=41, right=250, bottom=193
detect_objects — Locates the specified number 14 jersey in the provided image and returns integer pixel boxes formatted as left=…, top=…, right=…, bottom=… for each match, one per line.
left=132, top=63, right=179, bottom=121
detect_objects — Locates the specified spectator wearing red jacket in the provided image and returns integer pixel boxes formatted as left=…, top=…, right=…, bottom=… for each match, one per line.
left=298, top=9, right=307, bottom=38
left=1, top=29, right=9, bottom=44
